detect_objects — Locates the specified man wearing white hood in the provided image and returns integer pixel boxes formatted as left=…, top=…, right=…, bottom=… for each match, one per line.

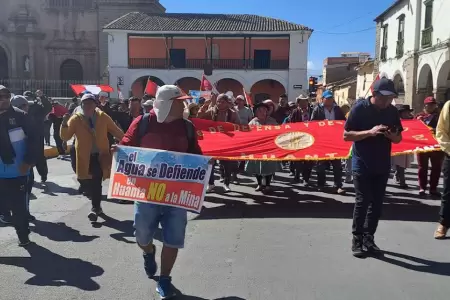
left=118, top=85, right=201, bottom=299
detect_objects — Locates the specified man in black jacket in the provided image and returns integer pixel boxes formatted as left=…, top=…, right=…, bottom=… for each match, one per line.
left=24, top=90, right=52, bottom=183
left=0, top=86, right=39, bottom=246
left=311, top=90, right=346, bottom=194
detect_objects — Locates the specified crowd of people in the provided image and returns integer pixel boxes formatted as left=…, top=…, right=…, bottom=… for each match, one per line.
left=0, top=77, right=449, bottom=298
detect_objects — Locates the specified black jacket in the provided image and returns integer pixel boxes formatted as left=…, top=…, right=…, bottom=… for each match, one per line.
left=311, top=105, right=346, bottom=121
left=0, top=106, right=39, bottom=170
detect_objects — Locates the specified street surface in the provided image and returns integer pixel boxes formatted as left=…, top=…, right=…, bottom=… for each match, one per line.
left=0, top=156, right=449, bottom=300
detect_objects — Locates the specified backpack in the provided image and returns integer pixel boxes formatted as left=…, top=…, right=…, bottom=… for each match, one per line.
left=137, top=113, right=197, bottom=154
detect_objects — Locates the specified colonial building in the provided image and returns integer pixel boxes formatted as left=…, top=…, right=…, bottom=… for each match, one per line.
left=375, top=0, right=450, bottom=111
left=104, top=12, right=313, bottom=102
left=0, top=0, right=165, bottom=81
left=355, top=59, right=375, bottom=99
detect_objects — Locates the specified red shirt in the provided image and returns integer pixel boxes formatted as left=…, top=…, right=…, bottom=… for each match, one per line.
left=120, top=112, right=202, bottom=154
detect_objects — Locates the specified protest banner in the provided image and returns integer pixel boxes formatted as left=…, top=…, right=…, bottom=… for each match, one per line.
left=108, top=146, right=212, bottom=213
left=189, top=119, right=440, bottom=161
left=189, top=90, right=212, bottom=103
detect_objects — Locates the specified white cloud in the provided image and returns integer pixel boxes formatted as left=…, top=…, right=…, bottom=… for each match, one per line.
left=307, top=60, right=315, bottom=70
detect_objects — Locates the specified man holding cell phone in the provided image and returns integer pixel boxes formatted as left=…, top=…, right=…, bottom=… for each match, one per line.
left=343, top=77, right=403, bottom=258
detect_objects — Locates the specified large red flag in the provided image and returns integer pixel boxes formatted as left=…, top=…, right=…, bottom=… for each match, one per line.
left=189, top=119, right=440, bottom=161
left=145, top=78, right=158, bottom=96
left=243, top=88, right=253, bottom=107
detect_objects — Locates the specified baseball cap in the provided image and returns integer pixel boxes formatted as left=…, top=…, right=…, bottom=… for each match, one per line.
left=23, top=91, right=34, bottom=98
left=322, top=90, right=333, bottom=99
left=154, top=85, right=192, bottom=123
left=11, top=95, right=32, bottom=108
left=81, top=93, right=96, bottom=103
left=143, top=99, right=154, bottom=107
left=0, top=85, right=11, bottom=94
left=424, top=96, right=437, bottom=104
left=372, top=77, right=398, bottom=96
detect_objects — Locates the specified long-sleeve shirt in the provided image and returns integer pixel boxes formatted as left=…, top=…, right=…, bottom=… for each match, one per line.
left=436, top=101, right=450, bottom=155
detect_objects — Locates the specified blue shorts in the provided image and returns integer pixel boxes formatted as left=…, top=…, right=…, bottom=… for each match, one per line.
left=134, top=202, right=188, bottom=249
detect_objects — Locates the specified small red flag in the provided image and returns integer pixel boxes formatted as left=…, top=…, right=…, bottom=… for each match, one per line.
left=200, top=74, right=213, bottom=91
left=243, top=88, right=253, bottom=107
left=145, top=78, right=158, bottom=96
left=370, top=74, right=381, bottom=94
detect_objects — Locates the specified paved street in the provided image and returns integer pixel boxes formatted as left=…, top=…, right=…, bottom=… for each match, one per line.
left=0, top=157, right=449, bottom=300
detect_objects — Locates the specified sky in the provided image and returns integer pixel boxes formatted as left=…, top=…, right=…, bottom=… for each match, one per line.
left=161, top=0, right=394, bottom=76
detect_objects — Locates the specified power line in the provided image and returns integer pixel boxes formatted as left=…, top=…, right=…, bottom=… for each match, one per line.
left=314, top=27, right=376, bottom=35
left=323, top=11, right=375, bottom=30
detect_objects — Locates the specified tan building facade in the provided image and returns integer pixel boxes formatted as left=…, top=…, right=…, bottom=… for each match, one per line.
left=0, top=0, right=165, bottom=81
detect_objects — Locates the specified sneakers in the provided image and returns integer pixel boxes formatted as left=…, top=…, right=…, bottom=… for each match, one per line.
left=255, top=185, right=263, bottom=192
left=419, top=189, right=426, bottom=196
left=223, top=185, right=231, bottom=193
left=336, top=187, right=346, bottom=195
left=88, top=207, right=103, bottom=222
left=351, top=235, right=365, bottom=258
left=156, top=276, right=176, bottom=299
left=429, top=190, right=441, bottom=198
left=205, top=185, right=215, bottom=193
left=363, top=234, right=382, bottom=255
left=28, top=214, right=36, bottom=222
left=0, top=214, right=12, bottom=225
left=434, top=224, right=448, bottom=239
left=18, top=236, right=31, bottom=247
left=352, top=234, right=382, bottom=257
left=143, top=245, right=157, bottom=278
left=40, top=176, right=47, bottom=183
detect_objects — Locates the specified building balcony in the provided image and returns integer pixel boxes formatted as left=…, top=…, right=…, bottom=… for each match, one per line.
left=421, top=27, right=433, bottom=48
left=380, top=46, right=387, bottom=61
left=396, top=40, right=404, bottom=58
left=128, top=58, right=289, bottom=70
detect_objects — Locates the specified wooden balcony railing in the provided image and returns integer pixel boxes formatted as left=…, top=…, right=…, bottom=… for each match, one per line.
left=128, top=58, right=289, bottom=70
left=421, top=27, right=433, bottom=48
left=396, top=39, right=404, bottom=58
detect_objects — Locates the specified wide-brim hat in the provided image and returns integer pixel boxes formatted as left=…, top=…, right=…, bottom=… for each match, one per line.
left=253, top=102, right=270, bottom=115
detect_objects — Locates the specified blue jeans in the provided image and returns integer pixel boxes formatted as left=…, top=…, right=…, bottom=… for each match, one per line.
left=134, top=202, right=188, bottom=249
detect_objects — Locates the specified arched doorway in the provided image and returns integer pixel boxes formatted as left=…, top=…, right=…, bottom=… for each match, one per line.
left=60, top=59, right=83, bottom=97
left=0, top=46, right=8, bottom=79
left=392, top=73, right=405, bottom=103
left=417, top=64, right=434, bottom=110
left=175, top=77, right=201, bottom=93
left=216, top=78, right=243, bottom=98
left=60, top=59, right=83, bottom=81
left=250, top=79, right=286, bottom=105
left=132, top=76, right=165, bottom=99
left=436, top=60, right=450, bottom=102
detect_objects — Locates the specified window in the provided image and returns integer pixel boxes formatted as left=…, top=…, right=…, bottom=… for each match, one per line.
left=422, top=0, right=433, bottom=48
left=212, top=44, right=220, bottom=60
left=424, top=0, right=433, bottom=29
left=396, top=15, right=405, bottom=58
left=253, top=50, right=271, bottom=69
left=398, top=15, right=405, bottom=40
left=382, top=25, right=388, bottom=47
left=381, top=25, right=388, bottom=61
left=169, top=49, right=186, bottom=68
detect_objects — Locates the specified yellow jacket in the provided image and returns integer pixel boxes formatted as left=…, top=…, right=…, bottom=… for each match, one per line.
left=436, top=101, right=450, bottom=155
left=61, top=109, right=124, bottom=180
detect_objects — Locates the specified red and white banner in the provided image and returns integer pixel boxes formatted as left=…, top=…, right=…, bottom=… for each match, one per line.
left=70, top=84, right=114, bottom=96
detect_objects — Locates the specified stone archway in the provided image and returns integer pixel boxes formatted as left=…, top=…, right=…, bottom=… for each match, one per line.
left=250, top=79, right=286, bottom=105
left=175, top=77, right=201, bottom=93
left=132, top=76, right=165, bottom=99
left=392, top=72, right=405, bottom=103
left=216, top=78, right=244, bottom=98
left=436, top=60, right=450, bottom=102
left=416, top=64, right=434, bottom=111
left=0, top=46, right=8, bottom=79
